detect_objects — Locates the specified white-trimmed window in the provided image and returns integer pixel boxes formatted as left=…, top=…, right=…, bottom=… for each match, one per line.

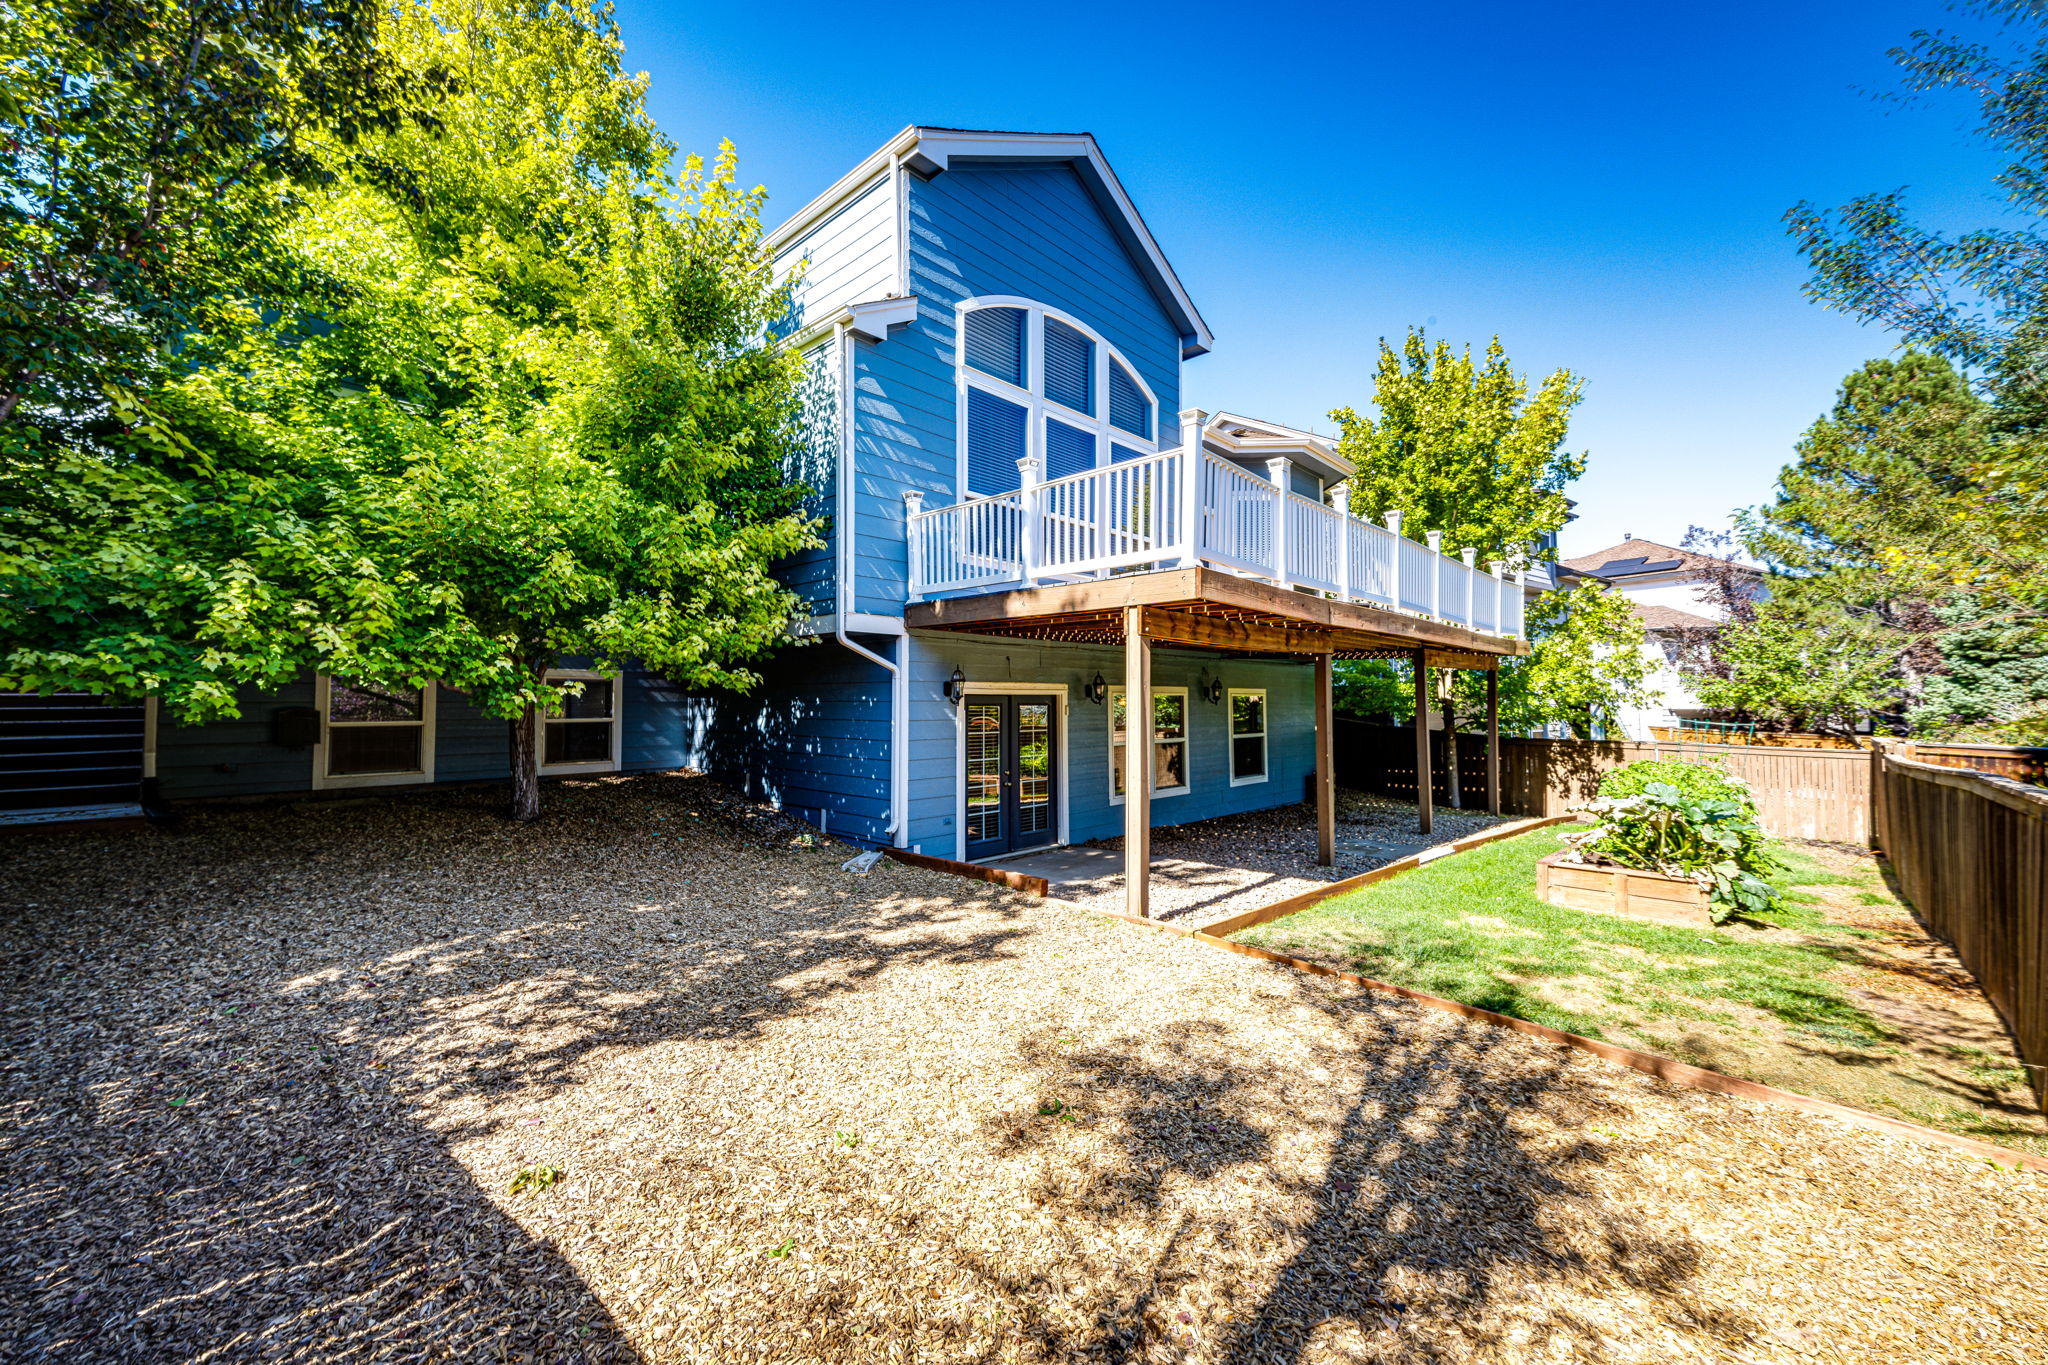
left=956, top=297, right=1159, bottom=498
left=539, top=670, right=621, bottom=775
left=313, top=676, right=435, bottom=790
left=1228, top=689, right=1268, bottom=786
left=1109, top=686, right=1189, bottom=802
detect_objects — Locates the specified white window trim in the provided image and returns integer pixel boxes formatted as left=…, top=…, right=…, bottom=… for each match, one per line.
left=1108, top=685, right=1190, bottom=804
left=1227, top=687, right=1269, bottom=787
left=952, top=682, right=1070, bottom=857
left=953, top=296, right=1160, bottom=498
left=311, top=674, right=437, bottom=790
left=538, top=669, right=623, bottom=776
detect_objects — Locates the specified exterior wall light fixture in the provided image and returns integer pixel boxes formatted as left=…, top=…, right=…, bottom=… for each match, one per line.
left=1201, top=675, right=1224, bottom=705
left=1085, top=672, right=1108, bottom=705
left=946, top=667, right=967, bottom=704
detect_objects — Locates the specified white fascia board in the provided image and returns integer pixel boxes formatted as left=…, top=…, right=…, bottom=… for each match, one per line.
left=781, top=295, right=919, bottom=354
left=845, top=295, right=919, bottom=342
left=768, top=126, right=1215, bottom=361
left=798, top=612, right=907, bottom=638
left=764, top=128, right=919, bottom=253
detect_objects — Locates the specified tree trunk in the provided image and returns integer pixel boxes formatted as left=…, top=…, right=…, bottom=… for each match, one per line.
left=1441, top=697, right=1462, bottom=809
left=508, top=698, right=541, bottom=823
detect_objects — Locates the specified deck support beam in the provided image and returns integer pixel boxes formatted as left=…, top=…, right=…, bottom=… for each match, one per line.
left=1486, top=668, right=1501, bottom=816
left=1413, top=647, right=1433, bottom=837
left=1315, top=652, right=1335, bottom=866
left=1123, top=605, right=1152, bottom=919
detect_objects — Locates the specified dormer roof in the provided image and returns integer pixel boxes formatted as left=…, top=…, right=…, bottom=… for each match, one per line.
left=765, top=126, right=1213, bottom=359
left=1200, top=411, right=1353, bottom=486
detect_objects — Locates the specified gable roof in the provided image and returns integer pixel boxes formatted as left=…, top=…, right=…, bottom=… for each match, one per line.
left=1202, top=411, right=1353, bottom=484
left=1561, top=537, right=1758, bottom=580
left=765, top=126, right=1213, bottom=359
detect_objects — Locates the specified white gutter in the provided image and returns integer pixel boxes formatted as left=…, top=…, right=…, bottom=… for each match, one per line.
left=828, top=320, right=909, bottom=847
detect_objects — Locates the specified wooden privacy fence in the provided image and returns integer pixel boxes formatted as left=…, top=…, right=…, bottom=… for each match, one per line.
left=1333, top=721, right=1871, bottom=843
left=1873, top=745, right=2048, bottom=1107
left=1905, top=742, right=2048, bottom=787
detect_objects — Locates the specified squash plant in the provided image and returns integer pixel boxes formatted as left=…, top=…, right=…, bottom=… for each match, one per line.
left=1561, top=778, right=1781, bottom=924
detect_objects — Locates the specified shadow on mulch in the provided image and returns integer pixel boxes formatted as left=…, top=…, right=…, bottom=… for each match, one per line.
left=966, top=1003, right=1748, bottom=1362
left=0, top=775, right=1026, bottom=1363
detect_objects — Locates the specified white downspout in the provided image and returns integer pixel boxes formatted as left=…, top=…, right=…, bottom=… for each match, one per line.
left=828, top=320, right=908, bottom=847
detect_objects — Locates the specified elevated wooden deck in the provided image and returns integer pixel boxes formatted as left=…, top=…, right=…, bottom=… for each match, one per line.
left=904, top=566, right=1529, bottom=668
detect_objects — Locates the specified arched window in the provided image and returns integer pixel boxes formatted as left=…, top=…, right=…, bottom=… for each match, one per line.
left=955, top=298, right=1158, bottom=497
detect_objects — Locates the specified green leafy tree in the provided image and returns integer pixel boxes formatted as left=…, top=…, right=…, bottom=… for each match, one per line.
left=1783, top=2, right=2048, bottom=644
left=0, top=0, right=424, bottom=430
left=1492, top=580, right=1658, bottom=742
left=1329, top=328, right=1588, bottom=797
left=1685, top=601, right=1896, bottom=738
left=1331, top=329, right=1585, bottom=560
left=2, top=0, right=819, bottom=821
left=1333, top=579, right=1656, bottom=744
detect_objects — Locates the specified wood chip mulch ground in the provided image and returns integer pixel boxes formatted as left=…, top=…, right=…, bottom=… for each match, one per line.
left=2, top=773, right=2042, bottom=1364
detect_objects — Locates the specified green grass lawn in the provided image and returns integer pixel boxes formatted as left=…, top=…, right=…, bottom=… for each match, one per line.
left=1235, top=825, right=2048, bottom=1155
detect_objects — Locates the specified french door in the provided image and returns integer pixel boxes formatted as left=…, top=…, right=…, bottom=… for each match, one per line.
left=962, top=694, right=1058, bottom=860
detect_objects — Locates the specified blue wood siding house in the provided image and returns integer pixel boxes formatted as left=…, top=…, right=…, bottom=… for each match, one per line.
left=3, top=128, right=1529, bottom=901
left=676, top=127, right=1531, bottom=896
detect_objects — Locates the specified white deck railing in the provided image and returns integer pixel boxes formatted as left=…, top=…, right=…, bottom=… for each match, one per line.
left=905, top=446, right=1530, bottom=639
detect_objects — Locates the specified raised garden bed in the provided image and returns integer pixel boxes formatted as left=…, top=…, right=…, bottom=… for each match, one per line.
left=1535, top=851, right=1711, bottom=928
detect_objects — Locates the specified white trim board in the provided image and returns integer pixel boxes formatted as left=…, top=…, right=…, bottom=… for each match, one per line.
left=951, top=681, right=1071, bottom=858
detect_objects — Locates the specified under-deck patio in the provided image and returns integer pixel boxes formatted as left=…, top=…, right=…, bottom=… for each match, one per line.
left=907, top=566, right=1530, bottom=919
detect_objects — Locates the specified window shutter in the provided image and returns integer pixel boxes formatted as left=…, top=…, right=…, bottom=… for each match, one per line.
left=966, top=387, right=1028, bottom=496
left=1110, top=442, right=1149, bottom=463
left=1044, top=418, right=1096, bottom=481
left=1109, top=363, right=1151, bottom=438
left=1043, top=318, right=1094, bottom=414
left=963, top=307, right=1025, bottom=385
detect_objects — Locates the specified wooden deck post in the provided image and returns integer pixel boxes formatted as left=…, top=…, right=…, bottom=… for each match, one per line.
left=1315, top=651, right=1335, bottom=865
left=1413, top=646, right=1433, bottom=836
left=1486, top=667, right=1501, bottom=816
left=1123, top=604, right=1152, bottom=918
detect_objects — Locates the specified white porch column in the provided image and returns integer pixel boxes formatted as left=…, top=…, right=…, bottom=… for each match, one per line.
left=1426, top=530, right=1443, bottom=619
left=1384, top=510, right=1404, bottom=609
left=1016, top=456, right=1042, bottom=585
left=1329, top=480, right=1352, bottom=601
left=1176, top=408, right=1207, bottom=567
left=1266, top=457, right=1293, bottom=587
left=903, top=490, right=925, bottom=601
left=1459, top=547, right=1478, bottom=626
left=1122, top=604, right=1152, bottom=919
left=1490, top=560, right=1508, bottom=635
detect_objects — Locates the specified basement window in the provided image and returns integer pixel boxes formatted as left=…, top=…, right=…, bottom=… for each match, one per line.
left=314, top=677, right=435, bottom=789
left=1109, top=687, right=1189, bottom=801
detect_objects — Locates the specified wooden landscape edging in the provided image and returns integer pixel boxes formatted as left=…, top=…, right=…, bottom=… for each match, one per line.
left=882, top=846, right=1050, bottom=897
left=1080, top=819, right=2048, bottom=1174
left=1196, top=815, right=1573, bottom=939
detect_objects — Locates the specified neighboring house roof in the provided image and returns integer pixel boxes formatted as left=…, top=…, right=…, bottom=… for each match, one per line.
left=1631, top=603, right=1718, bottom=631
left=1560, top=537, right=1763, bottom=581
left=764, top=126, right=1214, bottom=358
left=1561, top=538, right=1696, bottom=577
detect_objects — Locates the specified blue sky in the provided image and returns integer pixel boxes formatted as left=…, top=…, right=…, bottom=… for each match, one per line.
left=619, top=0, right=2016, bottom=556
